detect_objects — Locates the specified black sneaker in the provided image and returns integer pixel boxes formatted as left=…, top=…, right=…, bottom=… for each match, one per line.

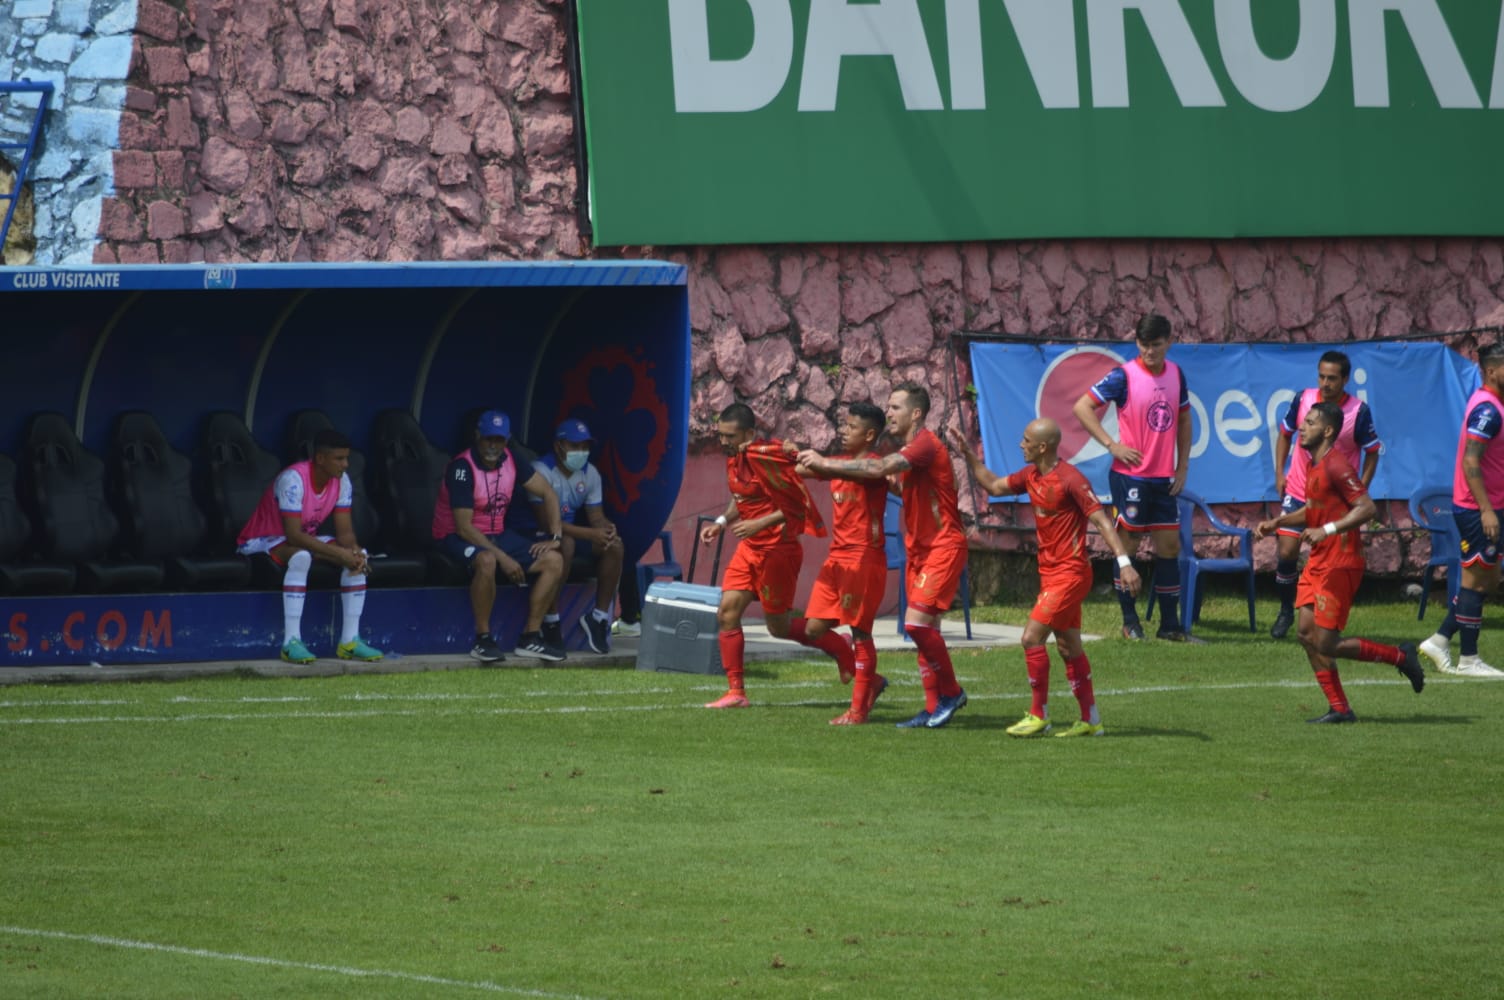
left=1270, top=609, right=1295, bottom=640
left=1156, top=629, right=1208, bottom=645
left=583, top=613, right=611, bottom=654
left=514, top=630, right=565, bottom=662
left=541, top=620, right=565, bottom=650
left=1121, top=622, right=1145, bottom=641
left=1397, top=642, right=1426, bottom=693
left=1307, top=708, right=1357, bottom=724
left=470, top=635, right=505, bottom=664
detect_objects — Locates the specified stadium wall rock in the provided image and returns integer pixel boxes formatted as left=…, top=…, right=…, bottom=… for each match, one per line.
left=11, top=0, right=1504, bottom=578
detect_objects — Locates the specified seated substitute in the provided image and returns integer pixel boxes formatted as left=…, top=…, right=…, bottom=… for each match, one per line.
left=236, top=429, right=383, bottom=664
left=432, top=410, right=567, bottom=663
left=510, top=418, right=624, bottom=654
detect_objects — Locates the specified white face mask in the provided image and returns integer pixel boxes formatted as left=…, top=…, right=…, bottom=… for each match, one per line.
left=562, top=449, right=589, bottom=472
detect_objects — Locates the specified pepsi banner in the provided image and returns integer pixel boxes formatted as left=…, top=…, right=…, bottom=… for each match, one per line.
left=969, top=341, right=1479, bottom=504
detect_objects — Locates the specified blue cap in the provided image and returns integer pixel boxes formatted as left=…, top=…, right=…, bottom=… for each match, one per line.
left=556, top=418, right=592, bottom=443
left=477, top=410, right=511, bottom=437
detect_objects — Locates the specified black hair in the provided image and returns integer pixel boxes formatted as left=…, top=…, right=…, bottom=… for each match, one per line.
left=1308, top=401, right=1344, bottom=435
left=893, top=381, right=930, bottom=418
left=847, top=401, right=885, bottom=433
left=1319, top=350, right=1352, bottom=378
left=1481, top=343, right=1504, bottom=370
left=1134, top=313, right=1171, bottom=343
left=313, top=429, right=350, bottom=453
left=718, top=402, right=756, bottom=430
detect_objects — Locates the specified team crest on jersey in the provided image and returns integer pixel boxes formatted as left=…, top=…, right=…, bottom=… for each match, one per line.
left=1147, top=398, right=1174, bottom=432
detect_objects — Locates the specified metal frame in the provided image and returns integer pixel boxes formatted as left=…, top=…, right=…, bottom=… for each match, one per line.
left=0, top=81, right=53, bottom=259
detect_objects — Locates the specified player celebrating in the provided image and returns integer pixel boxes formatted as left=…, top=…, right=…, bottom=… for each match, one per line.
left=951, top=419, right=1140, bottom=738
left=1269, top=352, right=1381, bottom=640
left=699, top=402, right=832, bottom=709
left=795, top=402, right=891, bottom=725
left=799, top=382, right=970, bottom=730
left=1255, top=403, right=1425, bottom=723
left=1072, top=313, right=1197, bottom=642
left=1418, top=343, right=1504, bottom=677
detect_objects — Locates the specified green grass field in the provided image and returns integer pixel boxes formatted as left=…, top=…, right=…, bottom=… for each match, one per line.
left=2, top=594, right=1501, bottom=998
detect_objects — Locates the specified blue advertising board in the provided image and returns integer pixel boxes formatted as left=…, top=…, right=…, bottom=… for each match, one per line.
left=969, top=341, right=1478, bottom=503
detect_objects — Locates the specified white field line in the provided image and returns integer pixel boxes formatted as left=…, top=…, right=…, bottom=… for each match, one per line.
left=0, top=925, right=596, bottom=998
left=0, top=676, right=1457, bottom=726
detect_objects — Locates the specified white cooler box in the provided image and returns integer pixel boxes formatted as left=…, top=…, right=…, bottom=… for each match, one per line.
left=636, top=581, right=723, bottom=675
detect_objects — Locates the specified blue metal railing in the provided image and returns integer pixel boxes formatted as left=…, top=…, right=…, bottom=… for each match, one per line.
left=0, top=81, right=54, bottom=259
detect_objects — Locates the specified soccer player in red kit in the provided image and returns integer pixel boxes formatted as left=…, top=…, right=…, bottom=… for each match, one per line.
left=799, top=382, right=971, bottom=730
left=1255, top=402, right=1426, bottom=723
left=796, top=401, right=892, bottom=725
left=700, top=403, right=834, bottom=709
left=952, top=419, right=1141, bottom=737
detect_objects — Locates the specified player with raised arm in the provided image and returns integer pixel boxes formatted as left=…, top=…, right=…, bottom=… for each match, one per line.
left=1255, top=403, right=1425, bottom=723
left=952, top=419, right=1140, bottom=737
left=798, top=382, right=971, bottom=730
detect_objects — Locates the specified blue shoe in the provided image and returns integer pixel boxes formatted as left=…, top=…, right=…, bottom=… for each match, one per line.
left=925, top=689, right=969, bottom=728
left=896, top=709, right=933, bottom=729
left=280, top=638, right=315, bottom=664
left=336, top=638, right=384, bottom=662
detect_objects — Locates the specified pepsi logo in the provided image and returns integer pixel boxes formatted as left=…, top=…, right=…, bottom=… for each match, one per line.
left=1034, top=346, right=1125, bottom=463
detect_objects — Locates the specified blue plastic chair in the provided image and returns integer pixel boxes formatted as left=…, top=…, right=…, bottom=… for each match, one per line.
left=635, top=530, right=684, bottom=597
left=1168, top=489, right=1256, bottom=634
left=884, top=493, right=973, bottom=640
left=1409, top=488, right=1460, bottom=621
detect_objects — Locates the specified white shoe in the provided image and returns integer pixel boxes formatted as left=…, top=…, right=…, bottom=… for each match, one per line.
left=1419, top=635, right=1457, bottom=675
left=1455, top=655, right=1504, bottom=678
left=611, top=619, right=641, bottom=637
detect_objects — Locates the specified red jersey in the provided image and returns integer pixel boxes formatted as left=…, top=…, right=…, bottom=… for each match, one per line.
left=1303, top=448, right=1367, bottom=571
left=827, top=453, right=888, bottom=561
left=727, top=440, right=825, bottom=550
left=1004, top=460, right=1101, bottom=577
left=897, top=428, right=965, bottom=556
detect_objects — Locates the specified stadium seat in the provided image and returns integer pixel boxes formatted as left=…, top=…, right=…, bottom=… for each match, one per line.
left=884, top=493, right=972, bottom=640
left=1167, top=489, right=1256, bottom=634
left=1409, top=487, right=1460, bottom=621
left=110, top=412, right=252, bottom=590
left=284, top=410, right=427, bottom=587
left=369, top=409, right=466, bottom=584
left=22, top=413, right=164, bottom=593
left=635, top=530, right=684, bottom=598
left=0, top=453, right=75, bottom=595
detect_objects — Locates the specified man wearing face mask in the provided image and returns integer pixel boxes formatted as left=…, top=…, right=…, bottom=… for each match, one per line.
left=513, top=418, right=623, bottom=654
left=432, top=410, right=567, bottom=663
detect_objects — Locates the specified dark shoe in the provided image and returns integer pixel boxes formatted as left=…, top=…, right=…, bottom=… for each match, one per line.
left=1121, top=622, right=1145, bottom=641
left=1307, top=708, right=1358, bottom=724
left=541, top=620, right=565, bottom=650
left=1156, top=629, right=1208, bottom=645
left=514, top=631, right=565, bottom=662
left=925, top=689, right=969, bottom=728
left=1397, top=642, right=1425, bottom=693
left=1270, top=609, right=1295, bottom=640
left=470, top=635, right=505, bottom=664
left=896, top=709, right=933, bottom=729
left=583, top=614, right=611, bottom=654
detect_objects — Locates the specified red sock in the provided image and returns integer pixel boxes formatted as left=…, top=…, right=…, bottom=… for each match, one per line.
left=1064, top=652, right=1098, bottom=724
left=916, top=651, right=939, bottom=712
left=1024, top=645, right=1050, bottom=718
left=907, top=624, right=961, bottom=698
left=718, top=629, right=745, bottom=693
left=1354, top=639, right=1405, bottom=666
left=788, top=617, right=856, bottom=681
left=1315, top=668, right=1349, bottom=712
left=850, top=637, right=877, bottom=713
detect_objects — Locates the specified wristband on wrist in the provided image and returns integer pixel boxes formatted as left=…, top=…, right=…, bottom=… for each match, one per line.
left=1116, top=554, right=1132, bottom=569
left=714, top=515, right=728, bottom=527
left=1323, top=521, right=1339, bottom=538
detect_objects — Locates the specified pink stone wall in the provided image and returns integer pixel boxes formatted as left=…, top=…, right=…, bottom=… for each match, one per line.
left=100, top=1, right=1504, bottom=579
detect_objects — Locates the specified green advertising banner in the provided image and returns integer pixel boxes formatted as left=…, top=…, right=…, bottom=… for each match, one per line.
left=574, top=0, right=1504, bottom=245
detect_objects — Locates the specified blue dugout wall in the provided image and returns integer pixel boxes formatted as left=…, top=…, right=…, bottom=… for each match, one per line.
left=0, top=261, right=690, bottom=665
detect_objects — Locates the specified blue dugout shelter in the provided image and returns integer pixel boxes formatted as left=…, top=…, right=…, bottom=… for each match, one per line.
left=0, top=261, right=690, bottom=665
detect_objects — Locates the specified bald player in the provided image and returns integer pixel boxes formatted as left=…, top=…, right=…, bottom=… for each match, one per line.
left=952, top=419, right=1141, bottom=738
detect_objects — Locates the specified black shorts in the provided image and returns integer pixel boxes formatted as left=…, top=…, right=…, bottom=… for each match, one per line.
left=438, top=529, right=544, bottom=570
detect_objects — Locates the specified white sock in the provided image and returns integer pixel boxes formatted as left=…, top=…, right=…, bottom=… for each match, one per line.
left=592, top=608, right=611, bottom=622
left=544, top=613, right=561, bottom=625
left=339, top=566, right=367, bottom=644
left=283, top=550, right=311, bottom=644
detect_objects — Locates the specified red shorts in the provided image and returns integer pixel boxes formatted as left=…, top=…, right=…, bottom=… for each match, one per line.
left=804, top=551, right=888, bottom=632
left=721, top=541, right=802, bottom=616
left=1296, top=562, right=1363, bottom=632
left=905, top=541, right=968, bottom=615
left=1031, top=569, right=1092, bottom=632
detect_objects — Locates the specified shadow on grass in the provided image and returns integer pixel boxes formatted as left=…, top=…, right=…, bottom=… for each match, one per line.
left=1353, top=714, right=1481, bottom=726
